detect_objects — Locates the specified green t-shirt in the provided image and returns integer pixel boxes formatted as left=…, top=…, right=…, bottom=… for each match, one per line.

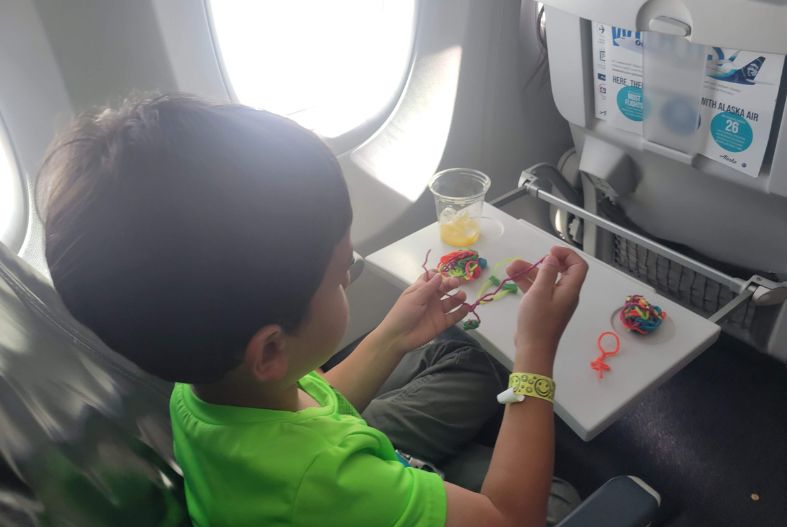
left=170, top=371, right=446, bottom=526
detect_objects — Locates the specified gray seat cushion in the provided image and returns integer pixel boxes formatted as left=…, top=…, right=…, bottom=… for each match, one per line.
left=0, top=243, right=188, bottom=526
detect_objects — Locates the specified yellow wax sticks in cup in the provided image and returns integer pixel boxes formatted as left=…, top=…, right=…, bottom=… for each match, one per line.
left=428, top=168, right=491, bottom=247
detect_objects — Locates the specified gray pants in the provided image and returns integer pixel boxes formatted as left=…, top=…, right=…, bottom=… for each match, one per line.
left=363, top=328, right=507, bottom=468
left=362, top=328, right=580, bottom=524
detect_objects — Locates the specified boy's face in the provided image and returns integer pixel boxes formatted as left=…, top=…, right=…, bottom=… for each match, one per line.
left=282, top=231, right=353, bottom=377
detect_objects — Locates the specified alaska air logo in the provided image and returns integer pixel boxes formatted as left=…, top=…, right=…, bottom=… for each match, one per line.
left=706, top=48, right=765, bottom=85
left=611, top=27, right=643, bottom=52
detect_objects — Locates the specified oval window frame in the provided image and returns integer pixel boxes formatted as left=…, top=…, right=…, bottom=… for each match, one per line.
left=0, top=115, right=26, bottom=253
left=204, top=0, right=418, bottom=153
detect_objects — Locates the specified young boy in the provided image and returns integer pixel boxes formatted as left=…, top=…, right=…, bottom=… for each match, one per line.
left=42, top=94, right=587, bottom=526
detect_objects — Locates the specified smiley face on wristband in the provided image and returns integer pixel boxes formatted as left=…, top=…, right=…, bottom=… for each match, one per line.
left=509, top=373, right=554, bottom=401
left=533, top=377, right=554, bottom=398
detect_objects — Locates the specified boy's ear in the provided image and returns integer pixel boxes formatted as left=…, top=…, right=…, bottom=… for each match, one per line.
left=244, top=325, right=288, bottom=382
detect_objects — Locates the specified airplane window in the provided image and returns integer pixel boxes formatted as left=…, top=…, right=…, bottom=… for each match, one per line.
left=0, top=124, right=21, bottom=248
left=207, top=0, right=417, bottom=139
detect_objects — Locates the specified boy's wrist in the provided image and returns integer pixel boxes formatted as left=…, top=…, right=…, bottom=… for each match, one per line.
left=367, top=327, right=408, bottom=357
left=513, top=345, right=556, bottom=377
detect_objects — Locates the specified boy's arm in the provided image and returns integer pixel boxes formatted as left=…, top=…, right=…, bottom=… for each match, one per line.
left=322, top=328, right=405, bottom=412
left=325, top=272, right=469, bottom=412
left=443, top=348, right=556, bottom=527
left=443, top=247, right=587, bottom=527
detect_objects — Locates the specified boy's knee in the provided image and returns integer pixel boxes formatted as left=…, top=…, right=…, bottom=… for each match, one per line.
left=432, top=342, right=508, bottom=384
left=452, top=344, right=493, bottom=367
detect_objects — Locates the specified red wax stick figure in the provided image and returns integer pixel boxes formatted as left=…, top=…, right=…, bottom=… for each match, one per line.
left=591, top=331, right=621, bottom=379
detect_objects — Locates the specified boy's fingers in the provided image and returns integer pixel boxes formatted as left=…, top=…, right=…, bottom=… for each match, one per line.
left=414, top=272, right=443, bottom=299
left=441, top=291, right=466, bottom=312
left=505, top=260, right=539, bottom=292
left=551, top=247, right=588, bottom=293
left=531, top=254, right=560, bottom=294
left=445, top=304, right=471, bottom=326
left=549, top=246, right=584, bottom=270
left=439, top=276, right=461, bottom=294
left=417, top=268, right=439, bottom=283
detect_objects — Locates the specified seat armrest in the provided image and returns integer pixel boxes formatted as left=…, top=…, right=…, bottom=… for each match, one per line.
left=556, top=476, right=660, bottom=527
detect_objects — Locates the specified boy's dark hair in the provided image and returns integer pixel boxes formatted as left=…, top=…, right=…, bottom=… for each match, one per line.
left=41, top=94, right=352, bottom=384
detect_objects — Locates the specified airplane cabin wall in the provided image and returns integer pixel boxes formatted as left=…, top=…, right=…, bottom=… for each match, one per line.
left=0, top=0, right=73, bottom=271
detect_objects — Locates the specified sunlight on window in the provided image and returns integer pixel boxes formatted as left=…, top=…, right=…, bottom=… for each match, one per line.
left=208, top=0, right=417, bottom=139
left=0, top=128, right=20, bottom=246
left=536, top=2, right=546, bottom=29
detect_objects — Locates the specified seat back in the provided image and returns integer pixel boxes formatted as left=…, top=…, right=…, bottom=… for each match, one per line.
left=0, top=243, right=189, bottom=526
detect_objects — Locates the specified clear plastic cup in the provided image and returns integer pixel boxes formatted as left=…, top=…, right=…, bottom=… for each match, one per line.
left=428, top=168, right=491, bottom=247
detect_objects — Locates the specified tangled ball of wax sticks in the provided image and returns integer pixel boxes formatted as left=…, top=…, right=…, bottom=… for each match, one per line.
left=619, top=294, right=667, bottom=335
left=436, top=250, right=487, bottom=281
left=422, top=249, right=545, bottom=330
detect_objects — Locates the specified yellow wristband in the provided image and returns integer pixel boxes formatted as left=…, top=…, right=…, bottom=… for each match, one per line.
left=508, top=372, right=555, bottom=403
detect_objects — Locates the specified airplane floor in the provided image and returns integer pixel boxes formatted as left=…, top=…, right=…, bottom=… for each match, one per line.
left=554, top=333, right=787, bottom=527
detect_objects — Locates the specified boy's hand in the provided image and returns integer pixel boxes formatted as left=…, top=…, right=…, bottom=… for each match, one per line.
left=376, top=271, right=470, bottom=355
left=506, top=246, right=588, bottom=365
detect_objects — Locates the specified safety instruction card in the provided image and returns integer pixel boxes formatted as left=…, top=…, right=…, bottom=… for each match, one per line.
left=592, top=23, right=785, bottom=178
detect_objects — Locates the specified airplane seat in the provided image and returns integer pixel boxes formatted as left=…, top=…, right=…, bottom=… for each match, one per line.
left=0, top=241, right=188, bottom=525
left=538, top=0, right=787, bottom=361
